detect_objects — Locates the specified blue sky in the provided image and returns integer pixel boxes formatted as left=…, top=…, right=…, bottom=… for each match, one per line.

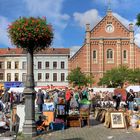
left=0, top=0, right=140, bottom=56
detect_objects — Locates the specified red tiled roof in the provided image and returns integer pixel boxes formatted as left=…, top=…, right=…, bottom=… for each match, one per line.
left=0, top=47, right=70, bottom=55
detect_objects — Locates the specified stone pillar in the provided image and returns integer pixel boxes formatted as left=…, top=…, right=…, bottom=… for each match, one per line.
left=99, top=39, right=104, bottom=77
left=129, top=23, right=135, bottom=69
left=85, top=24, right=91, bottom=74
left=117, top=39, right=121, bottom=67
left=23, top=51, right=37, bottom=137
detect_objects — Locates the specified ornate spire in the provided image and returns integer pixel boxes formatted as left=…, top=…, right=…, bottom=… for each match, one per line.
left=107, top=0, right=111, bottom=11
left=107, top=0, right=112, bottom=16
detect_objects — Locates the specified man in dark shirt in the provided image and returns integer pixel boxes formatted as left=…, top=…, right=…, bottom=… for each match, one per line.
left=126, top=89, right=135, bottom=111
left=36, top=116, right=45, bottom=134
left=115, top=93, right=122, bottom=110
left=36, top=89, right=44, bottom=113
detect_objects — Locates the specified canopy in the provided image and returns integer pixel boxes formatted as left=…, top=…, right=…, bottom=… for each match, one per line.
left=126, top=86, right=140, bottom=92
left=8, top=87, right=41, bottom=93
left=90, top=88, right=115, bottom=93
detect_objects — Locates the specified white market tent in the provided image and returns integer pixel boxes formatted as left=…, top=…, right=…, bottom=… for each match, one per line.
left=90, top=88, right=115, bottom=93
left=126, top=85, right=140, bottom=92
left=8, top=87, right=41, bottom=93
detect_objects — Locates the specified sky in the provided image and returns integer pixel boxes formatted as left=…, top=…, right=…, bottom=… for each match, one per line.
left=0, top=0, right=140, bottom=56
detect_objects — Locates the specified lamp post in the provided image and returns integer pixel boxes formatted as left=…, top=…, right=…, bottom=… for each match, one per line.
left=23, top=50, right=36, bottom=136
left=8, top=17, right=53, bottom=138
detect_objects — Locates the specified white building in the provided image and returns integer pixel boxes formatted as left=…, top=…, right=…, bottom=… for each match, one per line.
left=0, top=48, right=70, bottom=88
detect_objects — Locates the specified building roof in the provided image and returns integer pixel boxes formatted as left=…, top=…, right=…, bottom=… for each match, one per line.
left=0, top=47, right=70, bottom=56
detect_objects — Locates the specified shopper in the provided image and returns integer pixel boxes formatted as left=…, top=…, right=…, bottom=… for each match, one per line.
left=115, top=93, right=122, bottom=110
left=36, top=89, right=44, bottom=113
left=126, top=89, right=135, bottom=111
left=65, top=87, right=71, bottom=114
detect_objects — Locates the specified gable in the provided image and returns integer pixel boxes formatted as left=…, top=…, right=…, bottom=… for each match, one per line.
left=91, top=14, right=130, bottom=38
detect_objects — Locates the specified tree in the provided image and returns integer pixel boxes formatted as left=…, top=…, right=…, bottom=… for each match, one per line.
left=67, top=67, right=93, bottom=87
left=129, top=68, right=140, bottom=85
left=98, top=65, right=132, bottom=88
left=136, top=13, right=140, bottom=27
left=8, top=17, right=53, bottom=137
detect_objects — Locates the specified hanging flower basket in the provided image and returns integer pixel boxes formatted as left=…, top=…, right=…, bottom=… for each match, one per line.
left=8, top=17, right=53, bottom=52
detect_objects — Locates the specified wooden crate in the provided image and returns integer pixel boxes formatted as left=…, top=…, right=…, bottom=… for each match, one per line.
left=67, top=120, right=80, bottom=127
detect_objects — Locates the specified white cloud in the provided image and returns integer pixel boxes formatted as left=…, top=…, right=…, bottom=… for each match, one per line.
left=70, top=45, right=81, bottom=57
left=73, top=9, right=134, bottom=30
left=73, top=9, right=140, bottom=48
left=113, top=13, right=140, bottom=47
left=93, top=0, right=130, bottom=10
left=23, top=0, right=70, bottom=47
left=134, top=33, right=140, bottom=47
left=0, top=16, right=11, bottom=47
left=73, top=9, right=102, bottom=28
left=24, top=0, right=70, bottom=29
left=113, top=13, right=131, bottom=28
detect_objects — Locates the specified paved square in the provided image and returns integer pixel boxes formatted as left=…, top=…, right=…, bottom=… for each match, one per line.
left=34, top=119, right=140, bottom=140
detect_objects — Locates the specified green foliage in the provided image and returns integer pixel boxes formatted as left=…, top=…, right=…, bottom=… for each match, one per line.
left=136, top=13, right=140, bottom=26
left=129, top=68, right=140, bottom=84
left=67, top=67, right=93, bottom=87
left=8, top=17, right=53, bottom=52
left=98, top=65, right=132, bottom=88
left=16, top=132, right=25, bottom=140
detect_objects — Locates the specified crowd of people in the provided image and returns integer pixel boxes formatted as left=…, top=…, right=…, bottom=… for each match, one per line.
left=35, top=86, right=139, bottom=114
left=0, top=86, right=139, bottom=133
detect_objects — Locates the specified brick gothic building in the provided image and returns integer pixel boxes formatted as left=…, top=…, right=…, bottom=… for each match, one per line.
left=69, top=10, right=140, bottom=86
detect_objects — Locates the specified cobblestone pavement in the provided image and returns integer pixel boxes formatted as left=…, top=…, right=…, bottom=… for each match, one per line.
left=34, top=119, right=140, bottom=140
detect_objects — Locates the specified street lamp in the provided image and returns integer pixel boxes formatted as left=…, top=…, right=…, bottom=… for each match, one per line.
left=8, top=17, right=53, bottom=137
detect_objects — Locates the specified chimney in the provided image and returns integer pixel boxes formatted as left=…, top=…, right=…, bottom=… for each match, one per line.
left=129, top=23, right=133, bottom=31
left=85, top=23, right=90, bottom=44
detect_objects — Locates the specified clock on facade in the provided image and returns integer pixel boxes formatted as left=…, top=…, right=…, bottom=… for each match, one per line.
left=105, top=24, right=114, bottom=33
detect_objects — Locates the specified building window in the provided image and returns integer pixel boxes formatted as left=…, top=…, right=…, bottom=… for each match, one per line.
left=45, top=73, right=49, bottom=80
left=61, top=73, right=65, bottom=81
left=38, top=62, right=42, bottom=69
left=7, top=61, right=11, bottom=69
left=45, top=61, right=49, bottom=69
left=15, top=73, right=19, bottom=81
left=107, top=49, right=114, bottom=63
left=7, top=73, right=11, bottom=81
left=22, top=73, right=26, bottom=82
left=123, top=50, right=128, bottom=63
left=53, top=62, right=57, bottom=69
left=107, top=49, right=113, bottom=59
left=93, top=50, right=97, bottom=59
left=0, top=62, right=4, bottom=69
left=22, top=61, right=26, bottom=69
left=123, top=50, right=126, bottom=59
left=53, top=73, right=57, bottom=81
left=15, top=61, right=19, bottom=69
left=61, top=62, right=65, bottom=69
left=38, top=73, right=42, bottom=81
left=0, top=73, right=4, bottom=81
left=93, top=50, right=97, bottom=63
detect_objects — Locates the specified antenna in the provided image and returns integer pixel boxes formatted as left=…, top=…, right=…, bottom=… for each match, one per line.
left=107, top=0, right=111, bottom=11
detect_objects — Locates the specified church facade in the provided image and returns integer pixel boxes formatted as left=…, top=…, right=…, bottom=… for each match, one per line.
left=69, top=10, right=140, bottom=86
